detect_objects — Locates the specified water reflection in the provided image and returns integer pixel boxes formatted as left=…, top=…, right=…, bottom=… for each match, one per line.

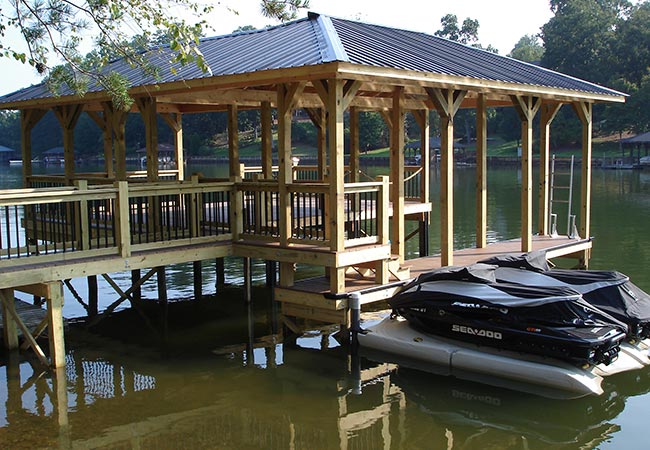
left=2, top=165, right=650, bottom=447
left=3, top=299, right=650, bottom=449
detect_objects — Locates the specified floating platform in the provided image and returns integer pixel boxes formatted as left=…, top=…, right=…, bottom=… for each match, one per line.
left=358, top=315, right=650, bottom=398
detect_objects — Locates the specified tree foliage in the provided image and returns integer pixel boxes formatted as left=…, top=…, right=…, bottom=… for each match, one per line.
left=508, top=34, right=544, bottom=62
left=0, top=0, right=309, bottom=108
left=434, top=14, right=479, bottom=45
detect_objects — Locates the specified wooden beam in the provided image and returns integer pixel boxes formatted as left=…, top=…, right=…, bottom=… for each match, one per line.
left=0, top=289, right=49, bottom=366
left=135, top=97, right=159, bottom=181
left=573, top=101, right=593, bottom=243
left=227, top=104, right=240, bottom=178
left=260, top=101, right=273, bottom=178
left=103, top=102, right=129, bottom=181
left=512, top=95, right=542, bottom=252
left=476, top=94, right=488, bottom=248
left=426, top=88, right=467, bottom=266
left=1, top=289, right=18, bottom=350
left=20, top=109, right=47, bottom=187
left=390, top=86, right=406, bottom=264
left=53, top=104, right=83, bottom=182
left=161, top=112, right=184, bottom=180
left=538, top=103, right=563, bottom=235
left=412, top=109, right=430, bottom=206
left=349, top=106, right=360, bottom=182
left=87, top=110, right=114, bottom=178
left=342, top=80, right=362, bottom=110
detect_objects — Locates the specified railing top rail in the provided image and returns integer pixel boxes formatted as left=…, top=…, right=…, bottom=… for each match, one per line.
left=0, top=186, right=118, bottom=206
left=404, top=167, right=423, bottom=182
left=344, top=181, right=383, bottom=191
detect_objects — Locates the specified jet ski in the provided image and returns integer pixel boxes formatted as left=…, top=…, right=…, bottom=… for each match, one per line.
left=388, top=264, right=627, bottom=367
left=479, top=252, right=650, bottom=342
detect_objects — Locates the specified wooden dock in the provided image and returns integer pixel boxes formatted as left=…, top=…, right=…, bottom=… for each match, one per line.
left=0, top=298, right=48, bottom=337
left=276, top=235, right=592, bottom=323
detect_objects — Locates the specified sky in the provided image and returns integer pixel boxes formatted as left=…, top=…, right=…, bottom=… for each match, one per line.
left=0, top=0, right=554, bottom=96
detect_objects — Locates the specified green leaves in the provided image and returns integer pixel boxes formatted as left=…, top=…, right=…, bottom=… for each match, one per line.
left=1, top=0, right=309, bottom=107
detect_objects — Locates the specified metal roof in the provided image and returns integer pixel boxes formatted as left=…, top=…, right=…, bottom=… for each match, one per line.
left=0, top=12, right=625, bottom=106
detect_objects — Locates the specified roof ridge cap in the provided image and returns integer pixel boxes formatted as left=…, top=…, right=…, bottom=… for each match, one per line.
left=310, top=12, right=348, bottom=62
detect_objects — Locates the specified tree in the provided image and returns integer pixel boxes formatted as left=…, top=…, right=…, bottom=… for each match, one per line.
left=541, top=0, right=632, bottom=84
left=434, top=14, right=479, bottom=45
left=0, top=0, right=310, bottom=108
left=358, top=112, right=388, bottom=151
left=508, top=34, right=544, bottom=63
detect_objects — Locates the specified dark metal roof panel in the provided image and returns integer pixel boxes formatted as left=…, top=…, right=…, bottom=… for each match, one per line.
left=330, top=17, right=623, bottom=97
left=0, top=13, right=625, bottom=105
left=0, top=17, right=327, bottom=103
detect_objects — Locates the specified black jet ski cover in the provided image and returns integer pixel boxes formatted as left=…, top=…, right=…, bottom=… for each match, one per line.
left=479, top=250, right=550, bottom=272
left=483, top=253, right=650, bottom=340
left=388, top=264, right=627, bottom=366
left=545, top=269, right=650, bottom=340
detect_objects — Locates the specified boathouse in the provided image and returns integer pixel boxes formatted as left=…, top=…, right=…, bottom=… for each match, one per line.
left=0, top=13, right=626, bottom=367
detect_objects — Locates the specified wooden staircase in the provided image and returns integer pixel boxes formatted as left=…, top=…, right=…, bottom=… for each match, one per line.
left=347, top=255, right=412, bottom=281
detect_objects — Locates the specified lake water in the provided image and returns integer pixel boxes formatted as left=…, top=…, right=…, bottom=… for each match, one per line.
left=1, top=163, right=649, bottom=449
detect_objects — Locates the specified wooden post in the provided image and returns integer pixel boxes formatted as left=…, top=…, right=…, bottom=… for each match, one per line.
left=327, top=79, right=346, bottom=293
left=216, top=258, right=226, bottom=290
left=512, top=96, right=542, bottom=252
left=476, top=94, right=488, bottom=248
left=88, top=109, right=115, bottom=178
left=427, top=88, right=467, bottom=266
left=574, top=101, right=593, bottom=267
left=1, top=289, right=19, bottom=350
left=349, top=106, right=360, bottom=182
left=47, top=281, right=66, bottom=368
left=161, top=112, right=184, bottom=180
left=539, top=104, right=563, bottom=235
left=87, top=275, right=98, bottom=317
left=243, top=257, right=252, bottom=303
left=157, top=266, right=167, bottom=303
left=135, top=97, right=159, bottom=181
left=228, top=105, right=240, bottom=178
left=376, top=176, right=390, bottom=284
left=131, top=270, right=142, bottom=302
left=260, top=101, right=273, bottom=179
left=53, top=366, right=70, bottom=429
left=53, top=104, right=83, bottom=183
left=20, top=109, right=46, bottom=187
left=277, top=82, right=305, bottom=287
left=114, top=181, right=131, bottom=258
left=413, top=109, right=430, bottom=256
left=390, top=87, right=406, bottom=264
left=304, top=108, right=327, bottom=180
left=104, top=102, right=129, bottom=181
left=193, top=261, right=203, bottom=301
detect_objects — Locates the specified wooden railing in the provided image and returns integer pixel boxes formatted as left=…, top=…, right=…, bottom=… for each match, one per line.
left=1, top=174, right=391, bottom=270
left=0, top=179, right=232, bottom=269
left=404, top=165, right=424, bottom=201
left=235, top=178, right=388, bottom=249
left=26, top=169, right=181, bottom=188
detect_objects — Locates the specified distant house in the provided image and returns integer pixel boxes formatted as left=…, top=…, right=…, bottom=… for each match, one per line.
left=136, top=143, right=178, bottom=166
left=42, top=147, right=65, bottom=164
left=0, top=144, right=17, bottom=164
left=622, top=132, right=650, bottom=154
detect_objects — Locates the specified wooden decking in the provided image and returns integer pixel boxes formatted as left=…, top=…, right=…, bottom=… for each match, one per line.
left=275, top=235, right=593, bottom=321
left=0, top=298, right=50, bottom=337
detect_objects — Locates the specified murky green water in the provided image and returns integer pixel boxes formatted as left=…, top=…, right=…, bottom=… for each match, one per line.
left=1, top=163, right=649, bottom=449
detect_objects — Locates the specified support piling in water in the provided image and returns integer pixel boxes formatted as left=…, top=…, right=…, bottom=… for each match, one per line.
left=193, top=261, right=203, bottom=301
left=243, top=257, right=252, bottom=303
left=216, top=258, right=226, bottom=291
